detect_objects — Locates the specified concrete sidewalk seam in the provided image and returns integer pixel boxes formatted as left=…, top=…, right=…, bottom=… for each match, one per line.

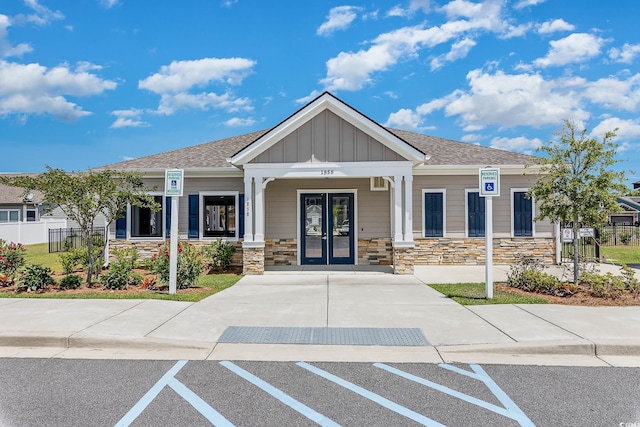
left=462, top=304, right=519, bottom=343
left=144, top=301, right=196, bottom=338
left=513, top=304, right=588, bottom=341
left=68, top=299, right=148, bottom=340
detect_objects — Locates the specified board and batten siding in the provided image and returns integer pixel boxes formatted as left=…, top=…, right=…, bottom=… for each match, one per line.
left=264, top=178, right=391, bottom=239
left=412, top=174, right=553, bottom=238
left=251, top=110, right=407, bottom=164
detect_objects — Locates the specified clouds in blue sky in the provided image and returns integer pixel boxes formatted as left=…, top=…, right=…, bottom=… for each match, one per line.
left=0, top=0, right=639, bottom=180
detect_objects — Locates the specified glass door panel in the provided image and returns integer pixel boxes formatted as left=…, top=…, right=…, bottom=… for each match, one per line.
left=329, top=194, right=354, bottom=264
left=301, top=194, right=326, bottom=264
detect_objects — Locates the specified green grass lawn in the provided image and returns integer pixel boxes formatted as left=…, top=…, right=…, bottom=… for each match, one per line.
left=23, top=243, right=64, bottom=272
left=429, top=283, right=549, bottom=305
left=600, top=246, right=640, bottom=265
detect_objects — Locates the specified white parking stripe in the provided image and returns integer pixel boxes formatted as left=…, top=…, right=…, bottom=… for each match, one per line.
left=168, top=378, right=234, bottom=427
left=297, top=362, right=446, bottom=427
left=220, top=361, right=340, bottom=427
left=375, top=363, right=535, bottom=427
left=115, top=360, right=234, bottom=427
left=114, top=360, right=188, bottom=427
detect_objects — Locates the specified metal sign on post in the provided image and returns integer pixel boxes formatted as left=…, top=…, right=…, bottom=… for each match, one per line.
left=479, top=167, right=500, bottom=299
left=480, top=168, right=500, bottom=197
left=165, top=169, right=184, bottom=197
left=165, top=169, right=183, bottom=295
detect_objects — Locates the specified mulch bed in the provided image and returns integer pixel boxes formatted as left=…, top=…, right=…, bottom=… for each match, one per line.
left=495, top=282, right=640, bottom=306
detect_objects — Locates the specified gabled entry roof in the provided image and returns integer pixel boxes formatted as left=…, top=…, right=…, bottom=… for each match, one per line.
left=101, top=93, right=535, bottom=172
left=229, top=92, right=429, bottom=167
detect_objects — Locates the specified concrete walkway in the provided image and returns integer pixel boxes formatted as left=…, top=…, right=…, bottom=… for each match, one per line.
left=0, top=265, right=639, bottom=366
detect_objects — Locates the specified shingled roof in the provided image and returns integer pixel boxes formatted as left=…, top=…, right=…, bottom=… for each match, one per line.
left=0, top=174, right=44, bottom=205
left=101, top=127, right=533, bottom=171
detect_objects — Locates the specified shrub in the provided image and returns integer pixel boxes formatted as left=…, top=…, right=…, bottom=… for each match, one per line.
left=59, top=274, right=82, bottom=290
left=621, top=265, right=640, bottom=297
left=17, top=264, right=54, bottom=292
left=100, top=247, right=139, bottom=290
left=579, top=272, right=625, bottom=298
left=150, top=240, right=205, bottom=289
left=203, top=239, right=236, bottom=272
left=0, top=240, right=26, bottom=282
left=506, top=257, right=573, bottom=296
left=59, top=249, right=85, bottom=275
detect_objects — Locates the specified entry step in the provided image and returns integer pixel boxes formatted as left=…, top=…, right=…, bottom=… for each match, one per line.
left=218, top=326, right=430, bottom=346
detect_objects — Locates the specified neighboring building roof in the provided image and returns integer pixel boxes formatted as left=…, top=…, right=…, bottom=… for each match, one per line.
left=0, top=174, right=44, bottom=205
left=633, top=180, right=640, bottom=190
left=101, top=127, right=534, bottom=171
left=618, top=196, right=640, bottom=212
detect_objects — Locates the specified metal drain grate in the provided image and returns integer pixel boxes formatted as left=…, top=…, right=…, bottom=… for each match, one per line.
left=218, top=326, right=429, bottom=346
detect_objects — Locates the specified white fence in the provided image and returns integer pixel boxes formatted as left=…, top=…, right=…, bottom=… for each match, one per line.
left=0, top=219, right=68, bottom=245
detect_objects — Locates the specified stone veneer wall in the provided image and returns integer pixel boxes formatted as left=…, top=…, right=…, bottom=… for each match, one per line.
left=108, top=239, right=243, bottom=267
left=264, top=238, right=298, bottom=266
left=414, top=237, right=556, bottom=265
left=392, top=246, right=414, bottom=274
left=243, top=246, right=264, bottom=275
left=358, top=238, right=392, bottom=265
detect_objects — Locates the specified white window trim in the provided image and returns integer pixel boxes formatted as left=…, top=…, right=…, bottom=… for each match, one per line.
left=199, top=191, right=240, bottom=242
left=511, top=188, right=535, bottom=237
left=464, top=189, right=486, bottom=238
left=0, top=209, right=20, bottom=223
left=421, top=189, right=446, bottom=238
left=128, top=192, right=165, bottom=241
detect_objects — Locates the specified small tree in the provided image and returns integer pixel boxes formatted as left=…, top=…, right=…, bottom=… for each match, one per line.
left=0, top=167, right=159, bottom=285
left=527, top=120, right=628, bottom=283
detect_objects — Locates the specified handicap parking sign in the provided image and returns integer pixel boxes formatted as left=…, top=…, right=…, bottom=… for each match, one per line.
left=479, top=168, right=500, bottom=197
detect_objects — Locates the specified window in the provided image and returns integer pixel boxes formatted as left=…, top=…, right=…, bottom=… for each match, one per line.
left=423, top=190, right=445, bottom=237
left=466, top=191, right=485, bottom=237
left=513, top=190, right=533, bottom=237
left=0, top=210, right=19, bottom=223
left=203, top=195, right=236, bottom=238
left=26, top=209, right=36, bottom=222
left=130, top=195, right=163, bottom=238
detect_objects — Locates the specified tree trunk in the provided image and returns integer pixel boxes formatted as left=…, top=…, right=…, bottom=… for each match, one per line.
left=572, top=214, right=580, bottom=284
left=85, top=228, right=94, bottom=285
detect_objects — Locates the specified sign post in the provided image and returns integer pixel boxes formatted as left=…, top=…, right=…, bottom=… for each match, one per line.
left=165, top=169, right=183, bottom=295
left=479, top=168, right=500, bottom=299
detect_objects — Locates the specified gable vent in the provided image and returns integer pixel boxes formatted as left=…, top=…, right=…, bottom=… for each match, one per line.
left=370, top=177, right=388, bottom=191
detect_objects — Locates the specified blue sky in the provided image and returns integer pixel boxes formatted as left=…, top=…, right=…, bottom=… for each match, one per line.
left=1, top=0, right=639, bottom=186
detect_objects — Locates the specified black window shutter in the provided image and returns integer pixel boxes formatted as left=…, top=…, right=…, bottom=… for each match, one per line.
left=424, top=193, right=444, bottom=237
left=238, top=193, right=245, bottom=238
left=165, top=197, right=171, bottom=238
left=115, top=210, right=127, bottom=239
left=188, top=195, right=199, bottom=238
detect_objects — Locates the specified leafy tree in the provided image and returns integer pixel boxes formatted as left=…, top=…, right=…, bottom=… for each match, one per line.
left=0, top=167, right=159, bottom=285
left=527, top=120, right=628, bottom=283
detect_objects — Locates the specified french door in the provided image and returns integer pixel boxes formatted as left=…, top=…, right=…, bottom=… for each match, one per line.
left=300, top=193, right=354, bottom=265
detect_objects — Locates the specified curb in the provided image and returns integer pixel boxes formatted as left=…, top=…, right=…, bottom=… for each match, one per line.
left=0, top=334, right=214, bottom=352
left=2, top=335, right=640, bottom=361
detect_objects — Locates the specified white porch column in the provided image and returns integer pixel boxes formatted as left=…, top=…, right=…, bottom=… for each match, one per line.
left=403, top=175, right=413, bottom=242
left=393, top=175, right=403, bottom=242
left=243, top=176, right=253, bottom=242
left=254, top=176, right=265, bottom=243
